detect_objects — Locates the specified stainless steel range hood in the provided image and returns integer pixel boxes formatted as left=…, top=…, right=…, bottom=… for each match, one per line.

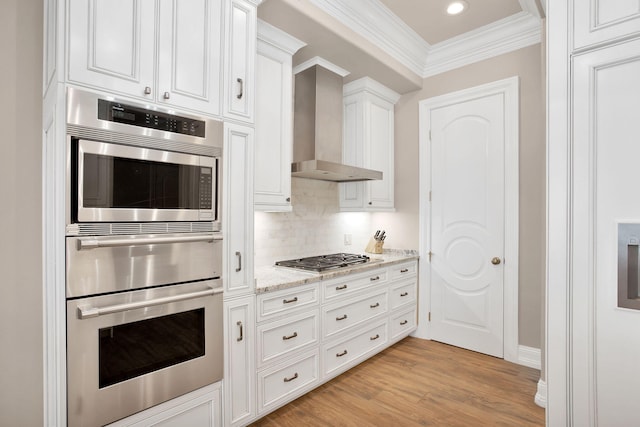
left=291, top=64, right=382, bottom=182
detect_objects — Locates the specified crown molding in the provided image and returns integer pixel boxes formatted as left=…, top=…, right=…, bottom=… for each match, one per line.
left=423, top=12, right=542, bottom=77
left=293, top=56, right=350, bottom=77
left=307, top=0, right=429, bottom=76
left=308, top=0, right=542, bottom=81
left=343, top=77, right=401, bottom=104
left=257, top=19, right=307, bottom=55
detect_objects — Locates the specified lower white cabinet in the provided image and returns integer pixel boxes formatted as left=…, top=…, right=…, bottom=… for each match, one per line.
left=224, top=296, right=256, bottom=427
left=253, top=259, right=418, bottom=421
left=107, top=383, right=222, bottom=427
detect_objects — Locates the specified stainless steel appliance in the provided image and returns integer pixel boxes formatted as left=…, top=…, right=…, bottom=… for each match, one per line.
left=64, top=88, right=224, bottom=426
left=66, top=87, right=222, bottom=234
left=275, top=253, right=372, bottom=272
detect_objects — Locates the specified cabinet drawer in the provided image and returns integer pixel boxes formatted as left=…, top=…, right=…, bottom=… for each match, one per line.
left=389, top=261, right=417, bottom=280
left=257, top=310, right=319, bottom=366
left=390, top=279, right=417, bottom=310
left=257, top=284, right=319, bottom=322
left=323, top=268, right=387, bottom=301
left=390, top=308, right=417, bottom=340
left=323, top=320, right=388, bottom=378
left=257, top=350, right=319, bottom=414
left=323, top=289, right=387, bottom=339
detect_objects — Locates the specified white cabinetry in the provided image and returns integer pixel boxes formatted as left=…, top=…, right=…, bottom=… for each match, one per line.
left=67, top=0, right=223, bottom=115
left=254, top=21, right=305, bottom=211
left=223, top=0, right=258, bottom=123
left=573, top=0, right=640, bottom=49
left=224, top=296, right=256, bottom=427
left=254, top=260, right=418, bottom=419
left=340, top=77, right=400, bottom=211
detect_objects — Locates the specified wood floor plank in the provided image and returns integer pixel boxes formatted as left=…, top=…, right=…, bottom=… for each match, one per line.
left=250, top=337, right=544, bottom=426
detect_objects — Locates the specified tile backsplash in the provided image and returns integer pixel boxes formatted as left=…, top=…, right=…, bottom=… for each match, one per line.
left=254, top=178, right=373, bottom=268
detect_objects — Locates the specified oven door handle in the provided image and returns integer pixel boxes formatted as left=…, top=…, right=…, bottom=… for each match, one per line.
left=77, top=286, right=223, bottom=319
left=77, top=234, right=222, bottom=250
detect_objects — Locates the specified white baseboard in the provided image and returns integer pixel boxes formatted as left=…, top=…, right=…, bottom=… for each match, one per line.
left=517, top=345, right=541, bottom=369
left=535, top=379, right=547, bottom=408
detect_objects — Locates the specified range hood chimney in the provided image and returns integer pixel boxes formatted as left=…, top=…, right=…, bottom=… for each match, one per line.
left=291, top=61, right=382, bottom=182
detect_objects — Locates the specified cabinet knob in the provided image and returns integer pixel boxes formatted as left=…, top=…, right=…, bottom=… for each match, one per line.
left=163, top=91, right=171, bottom=100
left=368, top=202, right=372, bottom=205
left=144, top=86, right=152, bottom=95
left=286, top=197, right=291, bottom=202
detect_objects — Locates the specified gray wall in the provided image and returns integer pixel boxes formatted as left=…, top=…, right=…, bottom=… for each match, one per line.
left=373, top=44, right=545, bottom=349
left=0, top=0, right=44, bottom=424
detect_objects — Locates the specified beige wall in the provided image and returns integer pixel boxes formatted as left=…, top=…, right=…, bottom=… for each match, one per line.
left=0, top=0, right=44, bottom=424
left=375, top=44, right=545, bottom=348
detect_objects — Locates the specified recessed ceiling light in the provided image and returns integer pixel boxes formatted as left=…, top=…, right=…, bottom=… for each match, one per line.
left=447, top=1, right=468, bottom=15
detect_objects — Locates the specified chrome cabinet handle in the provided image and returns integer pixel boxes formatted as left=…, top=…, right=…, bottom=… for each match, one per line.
left=77, top=286, right=223, bottom=319
left=336, top=314, right=348, bottom=321
left=336, top=350, right=348, bottom=357
left=282, top=332, right=298, bottom=341
left=237, top=321, right=244, bottom=342
left=283, top=372, right=298, bottom=383
left=400, top=292, right=409, bottom=297
left=236, top=77, right=244, bottom=99
left=400, top=268, right=409, bottom=273
left=370, top=302, right=380, bottom=308
left=370, top=276, right=380, bottom=282
left=236, top=251, right=242, bottom=272
left=163, top=91, right=170, bottom=99
left=283, top=297, right=298, bottom=304
left=400, top=320, right=408, bottom=325
left=78, top=234, right=220, bottom=250
left=144, top=86, right=152, bottom=95
left=335, top=284, right=348, bottom=291
left=370, top=334, right=380, bottom=341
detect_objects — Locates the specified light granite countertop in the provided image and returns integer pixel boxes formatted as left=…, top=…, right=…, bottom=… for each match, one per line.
left=254, top=249, right=419, bottom=294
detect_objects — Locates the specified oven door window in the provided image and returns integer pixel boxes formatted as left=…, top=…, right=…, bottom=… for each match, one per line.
left=83, top=153, right=206, bottom=210
left=98, top=308, right=205, bottom=388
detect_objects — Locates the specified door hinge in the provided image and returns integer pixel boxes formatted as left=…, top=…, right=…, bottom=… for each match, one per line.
left=429, top=191, right=432, bottom=202
left=428, top=251, right=432, bottom=262
left=428, top=312, right=431, bottom=322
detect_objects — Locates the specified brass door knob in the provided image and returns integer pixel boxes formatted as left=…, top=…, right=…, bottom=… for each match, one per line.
left=491, top=257, right=502, bottom=265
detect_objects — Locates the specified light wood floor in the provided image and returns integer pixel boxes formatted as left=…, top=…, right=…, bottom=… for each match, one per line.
left=250, top=337, right=544, bottom=426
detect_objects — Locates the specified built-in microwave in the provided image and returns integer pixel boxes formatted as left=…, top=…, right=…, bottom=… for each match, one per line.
left=65, top=88, right=223, bottom=234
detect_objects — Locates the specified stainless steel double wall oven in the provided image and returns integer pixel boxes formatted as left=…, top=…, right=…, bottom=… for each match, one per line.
left=65, top=88, right=224, bottom=426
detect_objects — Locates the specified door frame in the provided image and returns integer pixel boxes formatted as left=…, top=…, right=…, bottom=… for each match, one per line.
left=415, top=76, right=520, bottom=364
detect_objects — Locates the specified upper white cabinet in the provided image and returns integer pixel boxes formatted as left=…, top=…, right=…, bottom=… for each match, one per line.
left=573, top=0, right=640, bottom=49
left=255, top=21, right=306, bottom=211
left=340, top=78, right=400, bottom=212
left=223, top=0, right=258, bottom=123
left=68, top=0, right=223, bottom=116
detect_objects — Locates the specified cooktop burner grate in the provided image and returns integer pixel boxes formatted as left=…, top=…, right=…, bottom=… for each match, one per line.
left=275, top=253, right=371, bottom=272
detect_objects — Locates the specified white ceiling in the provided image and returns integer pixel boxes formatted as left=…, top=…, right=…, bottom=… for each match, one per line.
left=258, top=0, right=544, bottom=93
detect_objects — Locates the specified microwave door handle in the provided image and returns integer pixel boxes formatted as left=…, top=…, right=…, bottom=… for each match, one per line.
left=77, top=234, right=222, bottom=250
left=77, top=286, right=223, bottom=319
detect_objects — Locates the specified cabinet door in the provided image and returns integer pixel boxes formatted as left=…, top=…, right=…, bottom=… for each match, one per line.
left=68, top=0, right=155, bottom=99
left=223, top=123, right=254, bottom=295
left=157, top=0, right=223, bottom=115
left=224, top=297, right=256, bottom=427
left=223, top=0, right=257, bottom=122
left=340, top=97, right=366, bottom=209
left=366, top=98, right=395, bottom=210
left=254, top=42, right=293, bottom=211
left=574, top=0, right=640, bottom=49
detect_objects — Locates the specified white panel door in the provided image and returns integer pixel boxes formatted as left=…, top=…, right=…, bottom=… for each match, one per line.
left=67, top=0, right=155, bottom=99
left=572, top=37, right=640, bottom=426
left=429, top=93, right=505, bottom=358
left=157, top=0, right=222, bottom=115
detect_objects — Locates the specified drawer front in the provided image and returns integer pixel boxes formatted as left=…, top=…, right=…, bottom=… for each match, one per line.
left=323, top=289, right=387, bottom=338
left=323, top=268, right=388, bottom=301
left=257, top=351, right=319, bottom=414
left=257, top=284, right=319, bottom=321
left=323, top=321, right=388, bottom=378
left=389, top=261, right=417, bottom=280
left=390, top=308, right=417, bottom=340
left=390, top=279, right=417, bottom=310
left=257, top=310, right=319, bottom=366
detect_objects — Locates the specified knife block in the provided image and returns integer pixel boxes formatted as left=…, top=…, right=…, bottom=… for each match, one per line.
left=365, top=237, right=384, bottom=254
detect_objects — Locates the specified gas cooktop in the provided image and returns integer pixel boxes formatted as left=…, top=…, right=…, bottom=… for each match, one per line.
left=275, top=253, right=371, bottom=272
